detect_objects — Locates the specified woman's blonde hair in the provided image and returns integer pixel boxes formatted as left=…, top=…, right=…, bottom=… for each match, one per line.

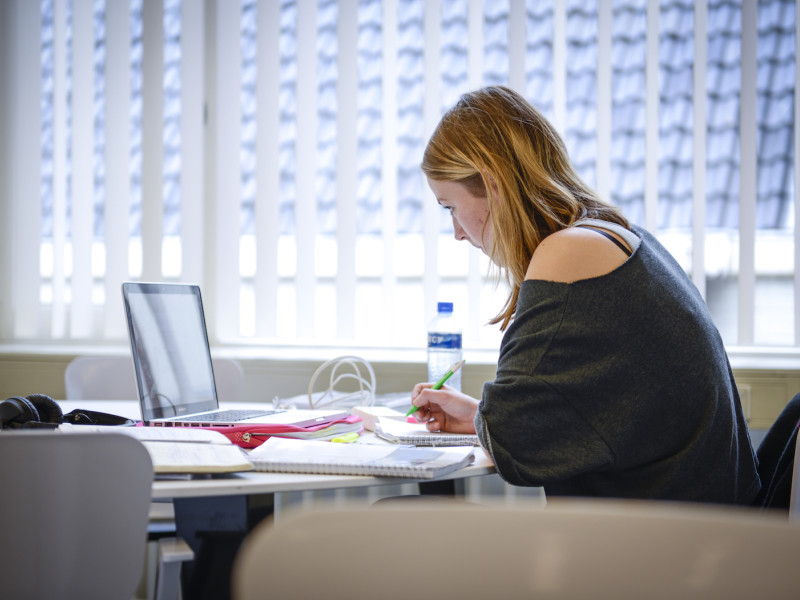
left=422, top=85, right=629, bottom=330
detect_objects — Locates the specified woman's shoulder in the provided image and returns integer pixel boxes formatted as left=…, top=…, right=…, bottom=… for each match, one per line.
left=525, top=224, right=633, bottom=283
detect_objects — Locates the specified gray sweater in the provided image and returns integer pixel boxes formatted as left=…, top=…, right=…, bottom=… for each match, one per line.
left=475, top=224, right=760, bottom=505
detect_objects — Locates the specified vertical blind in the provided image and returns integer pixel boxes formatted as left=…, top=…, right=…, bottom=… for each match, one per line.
left=1, top=0, right=799, bottom=355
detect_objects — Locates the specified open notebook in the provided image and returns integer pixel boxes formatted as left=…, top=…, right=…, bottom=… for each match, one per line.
left=248, top=437, right=475, bottom=479
left=58, top=424, right=254, bottom=474
left=374, top=418, right=480, bottom=447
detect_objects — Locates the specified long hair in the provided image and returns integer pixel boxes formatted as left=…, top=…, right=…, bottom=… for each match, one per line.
left=421, top=85, right=629, bottom=330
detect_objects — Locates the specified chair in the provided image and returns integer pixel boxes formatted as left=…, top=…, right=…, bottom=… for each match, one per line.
left=792, top=414, right=800, bottom=520
left=64, top=355, right=244, bottom=402
left=752, top=391, right=800, bottom=515
left=0, top=432, right=153, bottom=600
left=64, top=355, right=140, bottom=400
left=232, top=498, right=800, bottom=600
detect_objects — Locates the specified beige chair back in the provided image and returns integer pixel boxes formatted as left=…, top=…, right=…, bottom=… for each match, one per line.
left=233, top=498, right=800, bottom=600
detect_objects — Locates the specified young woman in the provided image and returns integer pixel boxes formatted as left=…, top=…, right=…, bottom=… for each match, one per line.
left=409, top=85, right=760, bottom=505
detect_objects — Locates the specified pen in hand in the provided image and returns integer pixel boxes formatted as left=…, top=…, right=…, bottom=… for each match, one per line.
left=406, top=359, right=466, bottom=417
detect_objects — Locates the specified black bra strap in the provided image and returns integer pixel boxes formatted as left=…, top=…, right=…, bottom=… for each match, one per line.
left=578, top=226, right=632, bottom=257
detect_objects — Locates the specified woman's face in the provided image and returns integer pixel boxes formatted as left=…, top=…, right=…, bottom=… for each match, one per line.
left=427, top=177, right=493, bottom=256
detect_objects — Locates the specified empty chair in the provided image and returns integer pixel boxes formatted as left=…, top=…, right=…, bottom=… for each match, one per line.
left=752, top=392, right=800, bottom=515
left=793, top=424, right=800, bottom=520
left=65, top=354, right=140, bottom=400
left=0, top=432, right=153, bottom=600
left=233, top=499, right=800, bottom=600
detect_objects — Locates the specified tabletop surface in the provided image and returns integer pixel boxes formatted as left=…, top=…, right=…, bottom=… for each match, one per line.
left=58, top=399, right=495, bottom=500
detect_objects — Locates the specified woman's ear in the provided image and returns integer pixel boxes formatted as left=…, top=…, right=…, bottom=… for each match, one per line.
left=482, top=171, right=500, bottom=201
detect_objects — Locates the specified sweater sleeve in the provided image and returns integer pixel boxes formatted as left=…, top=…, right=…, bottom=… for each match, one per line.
left=474, top=281, right=615, bottom=487
left=476, top=373, right=615, bottom=487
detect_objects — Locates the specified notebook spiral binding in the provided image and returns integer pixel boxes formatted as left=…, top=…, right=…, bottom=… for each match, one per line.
left=257, top=461, right=435, bottom=478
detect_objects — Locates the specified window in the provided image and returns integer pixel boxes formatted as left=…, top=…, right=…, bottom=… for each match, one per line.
left=2, top=0, right=799, bottom=359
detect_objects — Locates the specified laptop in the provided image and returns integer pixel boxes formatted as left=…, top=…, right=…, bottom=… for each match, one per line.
left=122, top=282, right=349, bottom=428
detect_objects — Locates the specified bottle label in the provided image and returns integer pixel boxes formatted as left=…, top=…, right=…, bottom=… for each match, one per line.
left=428, top=332, right=462, bottom=349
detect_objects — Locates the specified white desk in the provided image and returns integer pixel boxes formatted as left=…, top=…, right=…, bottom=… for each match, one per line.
left=58, top=400, right=495, bottom=499
left=60, top=400, right=495, bottom=599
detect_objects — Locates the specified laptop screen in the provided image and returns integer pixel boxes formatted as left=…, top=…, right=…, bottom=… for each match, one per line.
left=123, top=282, right=218, bottom=422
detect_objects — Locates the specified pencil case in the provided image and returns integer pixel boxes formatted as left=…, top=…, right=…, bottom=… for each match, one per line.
left=203, top=414, right=363, bottom=449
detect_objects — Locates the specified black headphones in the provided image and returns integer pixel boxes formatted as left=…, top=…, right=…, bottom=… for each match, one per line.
left=0, top=394, right=136, bottom=430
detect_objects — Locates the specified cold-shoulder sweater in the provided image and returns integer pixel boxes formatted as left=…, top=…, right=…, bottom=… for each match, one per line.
left=475, top=222, right=760, bottom=505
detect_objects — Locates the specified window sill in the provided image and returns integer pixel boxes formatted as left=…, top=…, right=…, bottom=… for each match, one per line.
left=726, top=347, right=800, bottom=371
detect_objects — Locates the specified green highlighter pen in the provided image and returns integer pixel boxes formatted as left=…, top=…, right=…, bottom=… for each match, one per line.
left=406, top=359, right=466, bottom=417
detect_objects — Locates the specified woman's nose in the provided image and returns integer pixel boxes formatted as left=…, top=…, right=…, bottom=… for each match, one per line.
left=453, top=218, right=467, bottom=241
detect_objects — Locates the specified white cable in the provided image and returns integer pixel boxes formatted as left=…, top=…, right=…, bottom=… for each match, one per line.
left=307, top=356, right=376, bottom=409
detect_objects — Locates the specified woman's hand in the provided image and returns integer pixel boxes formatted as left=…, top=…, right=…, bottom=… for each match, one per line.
left=409, top=383, right=479, bottom=434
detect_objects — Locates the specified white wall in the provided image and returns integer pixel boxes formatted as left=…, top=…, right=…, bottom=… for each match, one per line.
left=0, top=351, right=798, bottom=434
left=0, top=351, right=494, bottom=405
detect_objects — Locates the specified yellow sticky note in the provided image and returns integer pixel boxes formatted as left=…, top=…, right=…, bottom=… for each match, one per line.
left=331, top=432, right=359, bottom=443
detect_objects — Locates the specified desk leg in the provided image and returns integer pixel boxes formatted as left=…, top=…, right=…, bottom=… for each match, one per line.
left=418, top=478, right=466, bottom=496
left=174, top=494, right=274, bottom=600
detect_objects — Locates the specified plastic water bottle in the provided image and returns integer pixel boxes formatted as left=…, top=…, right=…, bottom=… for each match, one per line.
left=427, top=302, right=462, bottom=391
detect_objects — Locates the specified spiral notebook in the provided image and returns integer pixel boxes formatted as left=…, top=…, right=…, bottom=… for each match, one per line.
left=374, top=418, right=480, bottom=447
left=247, top=437, right=475, bottom=479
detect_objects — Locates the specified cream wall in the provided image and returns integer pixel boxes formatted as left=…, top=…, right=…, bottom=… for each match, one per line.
left=1, top=352, right=798, bottom=433
left=0, top=352, right=493, bottom=406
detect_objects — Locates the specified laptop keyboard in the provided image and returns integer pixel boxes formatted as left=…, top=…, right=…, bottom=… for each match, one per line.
left=178, top=409, right=281, bottom=423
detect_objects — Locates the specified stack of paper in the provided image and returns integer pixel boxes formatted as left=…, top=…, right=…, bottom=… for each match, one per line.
left=58, top=424, right=253, bottom=474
